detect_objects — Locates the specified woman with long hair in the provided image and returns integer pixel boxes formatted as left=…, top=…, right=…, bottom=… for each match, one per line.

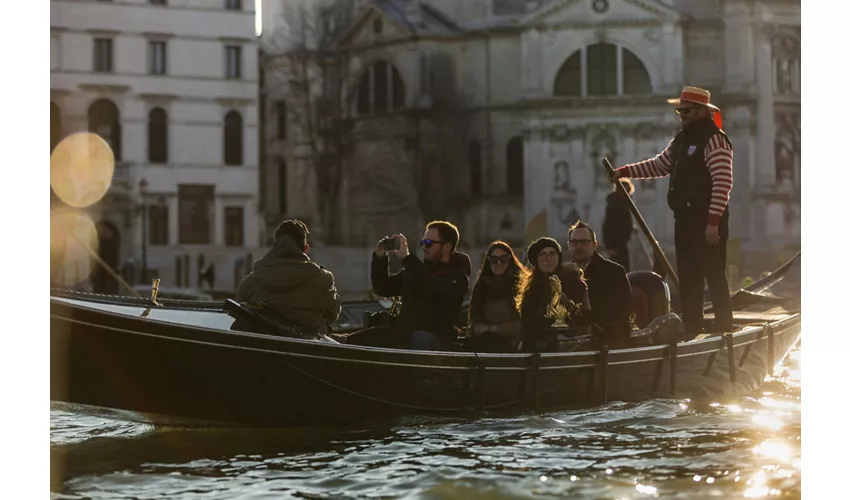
left=516, top=237, right=590, bottom=352
left=466, top=241, right=528, bottom=352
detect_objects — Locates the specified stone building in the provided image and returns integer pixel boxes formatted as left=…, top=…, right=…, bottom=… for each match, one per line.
left=260, top=0, right=800, bottom=274
left=51, top=0, right=261, bottom=293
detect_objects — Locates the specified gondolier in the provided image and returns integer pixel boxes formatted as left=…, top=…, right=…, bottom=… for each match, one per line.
left=611, top=86, right=734, bottom=337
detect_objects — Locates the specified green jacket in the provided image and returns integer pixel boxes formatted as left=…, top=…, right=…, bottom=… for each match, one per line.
left=236, top=236, right=341, bottom=334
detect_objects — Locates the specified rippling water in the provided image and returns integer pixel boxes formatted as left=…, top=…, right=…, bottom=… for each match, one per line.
left=50, top=343, right=801, bottom=499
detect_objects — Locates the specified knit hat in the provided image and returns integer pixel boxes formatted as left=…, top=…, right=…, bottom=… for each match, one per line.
left=526, top=237, right=563, bottom=267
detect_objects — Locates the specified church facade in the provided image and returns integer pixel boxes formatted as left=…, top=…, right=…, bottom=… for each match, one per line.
left=260, top=0, right=800, bottom=271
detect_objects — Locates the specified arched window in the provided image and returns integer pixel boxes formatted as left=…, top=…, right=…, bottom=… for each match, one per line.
left=88, top=99, right=121, bottom=161
left=51, top=102, right=62, bottom=152
left=506, top=137, right=523, bottom=197
left=224, top=111, right=243, bottom=166
left=355, top=61, right=405, bottom=116
left=469, top=140, right=482, bottom=197
left=587, top=43, right=617, bottom=96
left=553, top=52, right=581, bottom=96
left=554, top=44, right=652, bottom=98
left=622, top=49, right=652, bottom=95
left=148, top=107, right=168, bottom=163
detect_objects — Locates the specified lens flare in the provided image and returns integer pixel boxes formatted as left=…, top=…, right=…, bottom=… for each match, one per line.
left=50, top=132, right=115, bottom=208
left=50, top=209, right=99, bottom=286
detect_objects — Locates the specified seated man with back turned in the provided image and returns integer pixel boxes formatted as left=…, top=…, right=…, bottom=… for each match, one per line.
left=370, top=220, right=472, bottom=351
left=566, top=220, right=633, bottom=344
left=236, top=219, right=341, bottom=335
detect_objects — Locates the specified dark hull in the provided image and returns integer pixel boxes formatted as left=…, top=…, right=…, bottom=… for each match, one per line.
left=50, top=295, right=801, bottom=428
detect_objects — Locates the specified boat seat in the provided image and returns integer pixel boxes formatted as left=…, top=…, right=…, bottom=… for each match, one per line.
left=224, top=299, right=314, bottom=339
left=627, top=270, right=671, bottom=329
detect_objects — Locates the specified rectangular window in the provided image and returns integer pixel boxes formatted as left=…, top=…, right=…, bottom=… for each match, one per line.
left=148, top=205, right=169, bottom=245
left=93, top=38, right=113, bottom=73
left=51, top=36, right=60, bottom=70
left=276, top=101, right=287, bottom=139
left=225, top=0, right=242, bottom=10
left=224, top=206, right=244, bottom=246
left=148, top=41, right=167, bottom=75
left=225, top=45, right=242, bottom=79
left=178, top=185, right=215, bottom=244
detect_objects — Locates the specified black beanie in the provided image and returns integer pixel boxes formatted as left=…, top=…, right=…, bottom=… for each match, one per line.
left=527, top=237, right=563, bottom=267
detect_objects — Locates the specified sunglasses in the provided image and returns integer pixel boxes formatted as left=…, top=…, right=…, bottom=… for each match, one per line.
left=420, top=239, right=447, bottom=249
left=675, top=107, right=698, bottom=115
left=488, top=254, right=510, bottom=265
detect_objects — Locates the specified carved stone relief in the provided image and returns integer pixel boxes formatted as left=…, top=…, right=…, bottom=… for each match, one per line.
left=553, top=160, right=575, bottom=194
left=769, top=27, right=801, bottom=95
left=590, top=129, right=617, bottom=191
left=774, top=112, right=800, bottom=189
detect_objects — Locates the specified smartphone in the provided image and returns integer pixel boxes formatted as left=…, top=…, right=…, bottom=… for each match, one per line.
left=381, top=237, right=399, bottom=251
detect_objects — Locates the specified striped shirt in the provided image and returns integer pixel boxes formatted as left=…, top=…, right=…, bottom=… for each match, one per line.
left=616, top=134, right=733, bottom=226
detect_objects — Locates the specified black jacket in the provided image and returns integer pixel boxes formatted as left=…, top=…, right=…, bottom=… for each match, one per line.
left=667, top=117, right=732, bottom=219
left=578, top=252, right=632, bottom=340
left=371, top=252, right=471, bottom=346
left=602, top=192, right=633, bottom=249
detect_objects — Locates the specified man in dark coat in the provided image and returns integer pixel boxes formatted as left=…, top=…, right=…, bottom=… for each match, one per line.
left=370, top=220, right=471, bottom=351
left=236, top=220, right=341, bottom=335
left=602, top=178, right=635, bottom=271
left=566, top=221, right=633, bottom=344
left=611, top=85, right=734, bottom=336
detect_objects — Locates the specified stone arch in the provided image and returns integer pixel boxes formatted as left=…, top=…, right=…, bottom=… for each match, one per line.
left=354, top=59, right=407, bottom=116
left=548, top=34, right=660, bottom=96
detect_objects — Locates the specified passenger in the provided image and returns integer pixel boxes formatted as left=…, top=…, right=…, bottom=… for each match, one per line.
left=517, top=237, right=590, bottom=353
left=365, top=220, right=471, bottom=351
left=603, top=178, right=635, bottom=271
left=566, top=220, right=633, bottom=344
left=236, top=219, right=341, bottom=335
left=465, top=241, right=528, bottom=352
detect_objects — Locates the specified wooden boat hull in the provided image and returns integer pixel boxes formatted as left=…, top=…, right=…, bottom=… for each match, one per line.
left=50, top=294, right=800, bottom=428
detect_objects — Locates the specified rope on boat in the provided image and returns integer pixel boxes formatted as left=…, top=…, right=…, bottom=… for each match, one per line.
left=53, top=315, right=587, bottom=414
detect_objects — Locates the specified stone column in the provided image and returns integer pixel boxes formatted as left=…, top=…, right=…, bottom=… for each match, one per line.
left=523, top=118, right=548, bottom=229
left=168, top=194, right=179, bottom=246
left=722, top=106, right=754, bottom=242
left=523, top=29, right=545, bottom=98
left=214, top=195, right=224, bottom=246
left=660, top=22, right=681, bottom=93
left=755, top=30, right=776, bottom=188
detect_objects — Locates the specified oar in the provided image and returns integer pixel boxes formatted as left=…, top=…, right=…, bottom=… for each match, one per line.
left=602, top=158, right=680, bottom=291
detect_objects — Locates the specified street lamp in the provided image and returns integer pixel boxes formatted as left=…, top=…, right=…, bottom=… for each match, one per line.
left=139, top=178, right=149, bottom=284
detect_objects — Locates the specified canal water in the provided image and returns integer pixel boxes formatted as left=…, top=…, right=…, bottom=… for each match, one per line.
left=50, top=342, right=800, bottom=499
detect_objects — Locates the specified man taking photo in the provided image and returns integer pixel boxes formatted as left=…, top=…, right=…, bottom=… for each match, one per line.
left=370, top=220, right=471, bottom=351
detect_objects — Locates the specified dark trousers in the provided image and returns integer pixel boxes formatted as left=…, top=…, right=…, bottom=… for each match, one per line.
left=674, top=214, right=734, bottom=335
left=608, top=244, right=630, bottom=272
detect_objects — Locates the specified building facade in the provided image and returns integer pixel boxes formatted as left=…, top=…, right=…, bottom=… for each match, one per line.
left=260, top=0, right=799, bottom=277
left=50, top=0, right=261, bottom=293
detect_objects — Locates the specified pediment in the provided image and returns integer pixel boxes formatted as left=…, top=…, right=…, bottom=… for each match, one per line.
left=337, top=6, right=412, bottom=49
left=523, top=0, right=678, bottom=26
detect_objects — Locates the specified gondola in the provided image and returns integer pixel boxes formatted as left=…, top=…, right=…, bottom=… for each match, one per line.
left=50, top=253, right=801, bottom=428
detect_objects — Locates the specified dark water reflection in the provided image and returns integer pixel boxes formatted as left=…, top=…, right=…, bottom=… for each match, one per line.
left=51, top=343, right=801, bottom=499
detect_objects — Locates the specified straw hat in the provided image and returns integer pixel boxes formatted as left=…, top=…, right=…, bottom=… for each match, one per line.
left=666, top=86, right=720, bottom=111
